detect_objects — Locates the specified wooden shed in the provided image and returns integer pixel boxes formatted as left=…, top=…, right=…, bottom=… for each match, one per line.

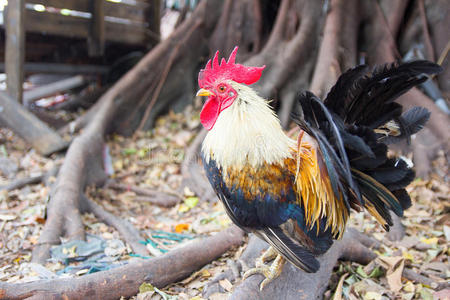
left=1, top=0, right=160, bottom=103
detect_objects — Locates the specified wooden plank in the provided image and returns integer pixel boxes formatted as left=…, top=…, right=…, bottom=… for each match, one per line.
left=104, top=2, right=146, bottom=23
left=23, top=75, right=86, bottom=104
left=26, top=0, right=148, bottom=23
left=0, top=91, right=68, bottom=155
left=25, top=10, right=89, bottom=38
left=5, top=0, right=26, bottom=103
left=26, top=0, right=89, bottom=12
left=25, top=10, right=148, bottom=45
left=105, top=22, right=149, bottom=44
left=146, top=0, right=161, bottom=42
left=0, top=63, right=109, bottom=75
left=88, top=1, right=105, bottom=56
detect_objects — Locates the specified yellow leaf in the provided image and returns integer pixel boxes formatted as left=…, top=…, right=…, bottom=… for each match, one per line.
left=200, top=269, right=211, bottom=278
left=139, top=282, right=155, bottom=293
left=175, top=223, right=190, bottom=233
left=178, top=204, right=190, bottom=213
left=403, top=281, right=415, bottom=293
left=402, top=251, right=414, bottom=261
left=364, top=291, right=382, bottom=300
left=421, top=237, right=438, bottom=245
left=184, top=197, right=199, bottom=208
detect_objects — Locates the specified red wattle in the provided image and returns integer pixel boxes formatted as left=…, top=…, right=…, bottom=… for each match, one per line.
left=200, top=97, right=220, bottom=130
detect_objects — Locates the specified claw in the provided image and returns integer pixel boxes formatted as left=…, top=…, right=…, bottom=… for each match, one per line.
left=242, top=247, right=286, bottom=290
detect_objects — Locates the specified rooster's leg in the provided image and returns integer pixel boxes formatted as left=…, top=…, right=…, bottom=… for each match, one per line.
left=242, top=246, right=286, bottom=290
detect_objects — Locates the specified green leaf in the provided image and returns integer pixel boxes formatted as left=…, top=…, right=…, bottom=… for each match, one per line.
left=368, top=266, right=384, bottom=278
left=122, top=148, right=137, bottom=155
left=139, top=282, right=155, bottom=293
left=184, top=197, right=199, bottom=209
left=419, top=287, right=434, bottom=300
left=356, top=266, right=368, bottom=278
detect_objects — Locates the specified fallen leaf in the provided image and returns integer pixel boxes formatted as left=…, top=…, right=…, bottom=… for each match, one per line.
left=421, top=237, right=438, bottom=245
left=403, top=281, right=415, bottom=293
left=178, top=204, right=190, bottom=213
left=419, top=287, right=434, bottom=300
left=175, top=223, right=190, bottom=233
left=139, top=282, right=155, bottom=293
left=377, top=256, right=404, bottom=292
left=185, top=197, right=199, bottom=209
left=332, top=273, right=348, bottom=300
left=402, top=251, right=414, bottom=262
left=219, top=279, right=233, bottom=292
left=443, top=225, right=450, bottom=241
left=433, top=288, right=450, bottom=300
left=0, top=215, right=16, bottom=221
left=363, top=291, right=382, bottom=300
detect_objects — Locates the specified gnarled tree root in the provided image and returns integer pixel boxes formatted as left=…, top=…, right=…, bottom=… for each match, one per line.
left=0, top=226, right=245, bottom=300
left=227, top=228, right=443, bottom=299
left=31, top=0, right=225, bottom=264
left=229, top=228, right=375, bottom=300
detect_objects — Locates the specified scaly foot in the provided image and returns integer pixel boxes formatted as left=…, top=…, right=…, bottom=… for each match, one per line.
left=242, top=246, right=286, bottom=290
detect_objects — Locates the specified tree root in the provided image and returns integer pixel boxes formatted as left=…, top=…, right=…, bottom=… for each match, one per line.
left=226, top=227, right=443, bottom=299
left=31, top=0, right=225, bottom=264
left=0, top=226, right=245, bottom=300
left=0, top=165, right=59, bottom=191
left=310, top=0, right=360, bottom=98
left=106, top=181, right=181, bottom=208
left=229, top=229, right=375, bottom=300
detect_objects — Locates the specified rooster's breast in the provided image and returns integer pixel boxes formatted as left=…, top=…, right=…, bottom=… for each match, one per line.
left=202, top=156, right=299, bottom=230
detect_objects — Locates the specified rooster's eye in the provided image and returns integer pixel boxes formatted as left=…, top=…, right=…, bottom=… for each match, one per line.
left=218, top=85, right=226, bottom=92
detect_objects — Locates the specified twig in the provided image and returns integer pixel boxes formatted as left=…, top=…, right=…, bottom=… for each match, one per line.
left=106, top=182, right=181, bottom=207
left=0, top=174, right=43, bottom=191
left=402, top=268, right=445, bottom=290
left=0, top=166, right=60, bottom=191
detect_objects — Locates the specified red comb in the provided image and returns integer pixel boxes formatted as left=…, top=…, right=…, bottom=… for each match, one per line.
left=198, top=46, right=265, bottom=88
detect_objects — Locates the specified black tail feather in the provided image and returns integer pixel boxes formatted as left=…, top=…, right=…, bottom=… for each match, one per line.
left=260, top=227, right=320, bottom=273
left=294, top=60, right=441, bottom=231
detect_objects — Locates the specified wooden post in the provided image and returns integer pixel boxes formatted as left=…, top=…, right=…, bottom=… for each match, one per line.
left=147, top=0, right=161, bottom=45
left=88, top=0, right=105, bottom=56
left=5, top=0, right=25, bottom=103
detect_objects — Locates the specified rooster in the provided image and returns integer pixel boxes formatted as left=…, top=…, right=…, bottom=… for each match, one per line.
left=196, top=47, right=442, bottom=289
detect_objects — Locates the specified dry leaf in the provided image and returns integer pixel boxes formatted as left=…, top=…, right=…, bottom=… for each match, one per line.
left=376, top=256, right=405, bottom=292
left=363, top=291, right=382, bottom=300
left=332, top=273, right=348, bottom=300
left=386, top=260, right=404, bottom=292
left=219, top=279, right=233, bottom=292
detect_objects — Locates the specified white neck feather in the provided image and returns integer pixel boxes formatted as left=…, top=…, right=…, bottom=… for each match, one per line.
left=202, top=82, right=295, bottom=169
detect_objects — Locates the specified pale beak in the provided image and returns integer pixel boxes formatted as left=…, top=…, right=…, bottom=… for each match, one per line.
left=196, top=88, right=214, bottom=97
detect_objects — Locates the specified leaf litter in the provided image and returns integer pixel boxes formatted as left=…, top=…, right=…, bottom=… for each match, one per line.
left=0, top=102, right=449, bottom=299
